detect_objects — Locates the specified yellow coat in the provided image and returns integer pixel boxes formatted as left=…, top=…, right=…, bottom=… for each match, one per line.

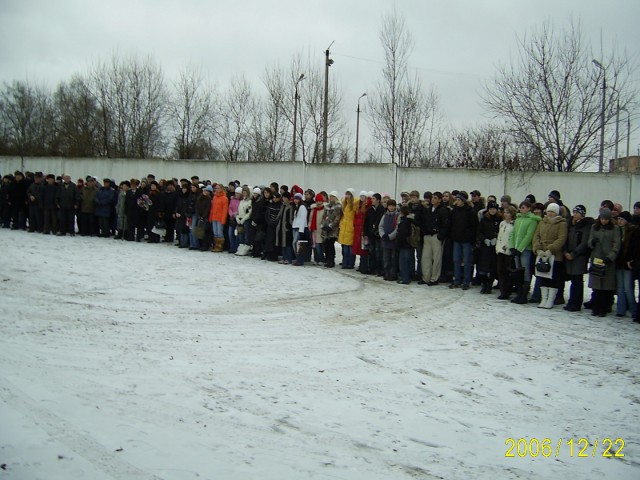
left=338, top=199, right=356, bottom=245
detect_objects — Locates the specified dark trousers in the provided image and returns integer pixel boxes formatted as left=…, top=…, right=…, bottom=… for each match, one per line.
left=163, top=217, right=175, bottom=242
left=11, top=204, right=27, bottom=229
left=97, top=216, right=112, bottom=237
left=368, top=237, right=384, bottom=275
left=58, top=208, right=75, bottom=235
left=496, top=253, right=512, bottom=296
left=323, top=238, right=337, bottom=266
left=566, top=274, right=584, bottom=309
left=28, top=204, right=43, bottom=232
left=79, top=212, right=96, bottom=236
left=43, top=208, right=58, bottom=233
left=399, top=248, right=414, bottom=283
left=383, top=247, right=398, bottom=278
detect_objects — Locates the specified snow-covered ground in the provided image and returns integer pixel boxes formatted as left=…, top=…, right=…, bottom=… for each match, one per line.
left=0, top=230, right=639, bottom=480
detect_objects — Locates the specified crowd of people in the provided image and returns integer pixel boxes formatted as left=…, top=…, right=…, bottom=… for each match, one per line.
left=2, top=170, right=640, bottom=322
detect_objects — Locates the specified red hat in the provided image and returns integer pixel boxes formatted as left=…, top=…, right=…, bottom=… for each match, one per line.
left=315, top=193, right=324, bottom=202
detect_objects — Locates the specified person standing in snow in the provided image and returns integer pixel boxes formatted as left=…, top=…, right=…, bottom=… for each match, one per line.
left=587, top=208, right=620, bottom=317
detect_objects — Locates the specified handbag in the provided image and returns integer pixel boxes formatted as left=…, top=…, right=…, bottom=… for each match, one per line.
left=297, top=240, right=309, bottom=255
left=535, top=257, right=551, bottom=273
left=589, top=260, right=607, bottom=277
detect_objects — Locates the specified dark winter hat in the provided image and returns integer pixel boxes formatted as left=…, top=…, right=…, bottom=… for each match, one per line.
left=487, top=200, right=498, bottom=209
left=532, top=202, right=545, bottom=212
left=572, top=205, right=586, bottom=216
left=618, top=211, right=632, bottom=223
left=500, top=195, right=511, bottom=204
left=525, top=194, right=536, bottom=204
left=456, top=192, right=468, bottom=202
left=599, top=208, right=612, bottom=220
left=45, top=174, right=55, bottom=180
left=282, top=192, right=291, bottom=200
left=634, top=201, right=640, bottom=209
left=103, top=178, right=111, bottom=184
left=548, top=190, right=561, bottom=202
left=471, top=190, right=481, bottom=197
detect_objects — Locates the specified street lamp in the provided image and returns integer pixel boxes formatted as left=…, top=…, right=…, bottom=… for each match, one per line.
left=291, top=73, right=305, bottom=162
left=355, top=93, right=367, bottom=163
left=322, top=41, right=334, bottom=164
left=592, top=59, right=606, bottom=172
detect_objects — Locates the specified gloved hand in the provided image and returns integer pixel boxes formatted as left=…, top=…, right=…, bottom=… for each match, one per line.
left=544, top=250, right=552, bottom=258
left=382, top=234, right=389, bottom=241
left=251, top=221, right=257, bottom=227
left=603, top=257, right=612, bottom=265
left=510, top=248, right=519, bottom=257
left=537, top=250, right=544, bottom=257
left=490, top=238, right=497, bottom=246
left=484, top=238, right=491, bottom=247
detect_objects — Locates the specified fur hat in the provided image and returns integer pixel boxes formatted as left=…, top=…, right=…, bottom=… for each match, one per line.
left=329, top=191, right=339, bottom=199
left=235, top=186, right=243, bottom=194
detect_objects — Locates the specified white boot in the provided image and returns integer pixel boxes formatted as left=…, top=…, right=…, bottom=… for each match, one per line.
left=537, top=287, right=549, bottom=308
left=543, top=288, right=558, bottom=309
left=235, top=244, right=248, bottom=256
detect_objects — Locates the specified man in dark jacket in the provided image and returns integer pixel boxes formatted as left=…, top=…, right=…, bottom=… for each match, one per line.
left=418, top=191, right=449, bottom=285
left=9, top=171, right=28, bottom=229
left=448, top=192, right=478, bottom=289
left=56, top=175, right=79, bottom=235
left=363, top=193, right=385, bottom=276
left=95, top=178, right=117, bottom=237
left=125, top=179, right=146, bottom=241
left=41, top=174, right=59, bottom=234
left=27, top=172, right=44, bottom=232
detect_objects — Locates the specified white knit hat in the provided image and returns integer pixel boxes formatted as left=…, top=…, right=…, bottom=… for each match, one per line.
left=346, top=188, right=355, bottom=195
left=358, top=190, right=368, bottom=197
left=252, top=187, right=262, bottom=195
left=546, top=203, right=560, bottom=215
left=329, top=191, right=339, bottom=199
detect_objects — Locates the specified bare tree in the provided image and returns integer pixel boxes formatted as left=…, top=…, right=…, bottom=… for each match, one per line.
left=218, top=74, right=254, bottom=162
left=54, top=74, right=100, bottom=157
left=369, top=8, right=440, bottom=166
left=88, top=52, right=168, bottom=158
left=251, top=65, right=288, bottom=162
left=0, top=79, right=56, bottom=156
left=482, top=19, right=638, bottom=172
left=170, top=65, right=216, bottom=159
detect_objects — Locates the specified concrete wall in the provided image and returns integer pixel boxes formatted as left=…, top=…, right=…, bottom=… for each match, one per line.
left=2, top=156, right=639, bottom=218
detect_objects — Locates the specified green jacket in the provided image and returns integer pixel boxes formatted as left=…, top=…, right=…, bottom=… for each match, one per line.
left=509, top=212, right=541, bottom=252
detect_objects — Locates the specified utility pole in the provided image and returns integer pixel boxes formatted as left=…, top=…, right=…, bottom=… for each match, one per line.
left=291, top=73, right=304, bottom=162
left=322, top=41, right=334, bottom=164
left=592, top=59, right=606, bottom=173
left=355, top=93, right=367, bottom=163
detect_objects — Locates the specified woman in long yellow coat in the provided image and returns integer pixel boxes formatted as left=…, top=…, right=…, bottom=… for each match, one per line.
left=339, top=188, right=356, bottom=268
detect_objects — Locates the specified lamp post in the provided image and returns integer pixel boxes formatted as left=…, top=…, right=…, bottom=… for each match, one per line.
left=291, top=73, right=304, bottom=162
left=624, top=108, right=630, bottom=159
left=592, top=59, right=606, bottom=172
left=355, top=93, right=367, bottom=163
left=322, top=41, right=334, bottom=164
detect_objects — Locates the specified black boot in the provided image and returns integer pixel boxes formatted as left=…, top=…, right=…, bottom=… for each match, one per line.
left=511, top=281, right=530, bottom=304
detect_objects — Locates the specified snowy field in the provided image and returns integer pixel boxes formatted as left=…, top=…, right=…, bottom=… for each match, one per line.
left=0, top=230, right=639, bottom=480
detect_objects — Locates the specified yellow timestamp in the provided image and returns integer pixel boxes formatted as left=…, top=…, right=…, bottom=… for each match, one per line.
left=505, top=437, right=625, bottom=458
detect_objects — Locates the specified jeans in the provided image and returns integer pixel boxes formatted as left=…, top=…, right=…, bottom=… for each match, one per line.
left=453, top=241, right=473, bottom=285
left=342, top=244, right=355, bottom=268
left=382, top=247, right=398, bottom=278
left=399, top=248, right=414, bottom=283
left=616, top=269, right=637, bottom=316
left=368, top=237, right=384, bottom=274
left=514, top=249, right=533, bottom=283
left=313, top=243, right=325, bottom=264
left=227, top=224, right=239, bottom=253
left=212, top=221, right=224, bottom=238
left=189, top=214, right=200, bottom=248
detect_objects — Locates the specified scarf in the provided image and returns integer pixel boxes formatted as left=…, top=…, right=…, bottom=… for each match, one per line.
left=309, top=204, right=324, bottom=232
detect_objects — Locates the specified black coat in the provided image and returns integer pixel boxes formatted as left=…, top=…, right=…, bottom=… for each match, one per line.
left=565, top=217, right=594, bottom=276
left=396, top=216, right=412, bottom=249
left=476, top=213, right=501, bottom=274
left=449, top=204, right=478, bottom=243
left=56, top=182, right=79, bottom=209
left=364, top=204, right=385, bottom=239
left=418, top=204, right=449, bottom=239
left=125, top=189, right=146, bottom=227
left=41, top=183, right=59, bottom=209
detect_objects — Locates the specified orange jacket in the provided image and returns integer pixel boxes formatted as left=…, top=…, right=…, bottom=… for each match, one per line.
left=209, top=191, right=229, bottom=224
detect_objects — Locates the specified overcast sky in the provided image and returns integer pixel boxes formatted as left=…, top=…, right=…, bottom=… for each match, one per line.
left=1, top=0, right=639, bottom=158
